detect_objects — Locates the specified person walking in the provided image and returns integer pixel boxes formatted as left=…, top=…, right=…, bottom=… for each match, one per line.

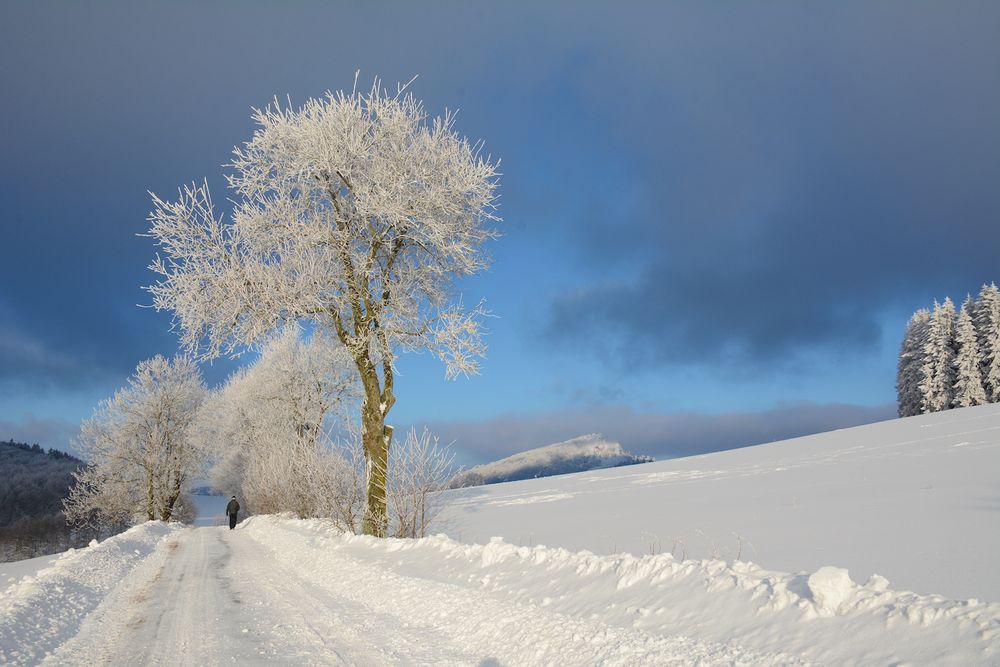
left=225, top=495, right=240, bottom=530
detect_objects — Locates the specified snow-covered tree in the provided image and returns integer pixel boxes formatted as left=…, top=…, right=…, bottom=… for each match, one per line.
left=387, top=428, right=456, bottom=538
left=952, top=297, right=987, bottom=408
left=974, top=282, right=1000, bottom=402
left=146, top=78, right=499, bottom=536
left=199, top=327, right=357, bottom=519
left=919, top=299, right=957, bottom=413
left=65, top=356, right=206, bottom=528
left=896, top=308, right=930, bottom=417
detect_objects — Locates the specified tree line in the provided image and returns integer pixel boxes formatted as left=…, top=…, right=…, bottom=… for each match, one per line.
left=66, top=77, right=497, bottom=538
left=896, top=283, right=1000, bottom=416
left=65, top=332, right=457, bottom=539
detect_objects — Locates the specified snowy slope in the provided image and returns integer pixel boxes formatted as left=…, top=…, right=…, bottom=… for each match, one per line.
left=442, top=403, right=1000, bottom=603
left=449, top=434, right=653, bottom=488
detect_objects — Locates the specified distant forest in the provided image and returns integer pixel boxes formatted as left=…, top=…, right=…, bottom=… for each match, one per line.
left=0, top=439, right=98, bottom=561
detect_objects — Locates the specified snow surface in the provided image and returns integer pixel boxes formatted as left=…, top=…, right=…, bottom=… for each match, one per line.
left=0, top=522, right=181, bottom=665
left=1, top=405, right=999, bottom=664
left=0, top=553, right=61, bottom=590
left=1, top=515, right=997, bottom=665
left=443, top=403, right=1000, bottom=602
left=449, top=434, right=653, bottom=488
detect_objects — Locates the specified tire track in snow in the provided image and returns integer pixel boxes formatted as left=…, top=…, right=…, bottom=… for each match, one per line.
left=45, top=527, right=478, bottom=666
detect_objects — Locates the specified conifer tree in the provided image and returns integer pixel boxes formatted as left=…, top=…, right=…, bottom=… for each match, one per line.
left=953, top=297, right=987, bottom=408
left=974, top=283, right=1000, bottom=402
left=896, top=309, right=930, bottom=417
left=919, top=298, right=957, bottom=413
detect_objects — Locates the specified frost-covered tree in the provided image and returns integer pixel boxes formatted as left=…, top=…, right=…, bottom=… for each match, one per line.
left=919, top=299, right=957, bottom=413
left=896, top=308, right=930, bottom=417
left=199, top=327, right=357, bottom=519
left=387, top=428, right=456, bottom=538
left=953, top=297, right=987, bottom=408
left=65, top=356, right=206, bottom=528
left=146, top=78, right=499, bottom=536
left=974, top=282, right=1000, bottom=402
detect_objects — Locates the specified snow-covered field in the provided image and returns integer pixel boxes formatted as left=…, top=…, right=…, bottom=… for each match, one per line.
left=444, top=403, right=1000, bottom=603
left=0, top=405, right=998, bottom=665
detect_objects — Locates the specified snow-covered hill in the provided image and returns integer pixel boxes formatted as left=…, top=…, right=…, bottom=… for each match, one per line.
left=442, top=403, right=1000, bottom=603
left=449, top=434, right=653, bottom=488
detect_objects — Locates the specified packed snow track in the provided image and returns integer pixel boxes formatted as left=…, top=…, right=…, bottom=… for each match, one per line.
left=2, top=516, right=997, bottom=665
left=45, top=526, right=480, bottom=665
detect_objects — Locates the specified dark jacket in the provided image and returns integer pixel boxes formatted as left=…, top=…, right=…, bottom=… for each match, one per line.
left=226, top=499, right=240, bottom=516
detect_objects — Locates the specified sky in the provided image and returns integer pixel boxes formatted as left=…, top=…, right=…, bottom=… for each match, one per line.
left=1, top=2, right=999, bottom=465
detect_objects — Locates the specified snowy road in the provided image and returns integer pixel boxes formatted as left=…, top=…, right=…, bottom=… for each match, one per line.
left=46, top=527, right=470, bottom=666
left=34, top=524, right=780, bottom=666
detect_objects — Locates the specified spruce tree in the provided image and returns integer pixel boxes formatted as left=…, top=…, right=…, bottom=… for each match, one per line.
left=896, top=309, right=930, bottom=417
left=953, top=297, right=987, bottom=408
left=974, top=283, right=1000, bottom=402
left=919, top=298, right=957, bottom=413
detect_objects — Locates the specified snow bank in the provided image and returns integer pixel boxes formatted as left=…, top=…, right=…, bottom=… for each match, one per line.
left=0, top=522, right=184, bottom=665
left=240, top=515, right=789, bottom=665
left=241, top=515, right=1000, bottom=666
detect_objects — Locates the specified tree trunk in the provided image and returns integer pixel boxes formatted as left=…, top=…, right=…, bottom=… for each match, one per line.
left=360, top=395, right=392, bottom=537
left=146, top=472, right=155, bottom=521
left=160, top=472, right=182, bottom=521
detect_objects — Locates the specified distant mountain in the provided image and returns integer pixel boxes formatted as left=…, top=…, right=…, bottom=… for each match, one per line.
left=449, top=434, right=653, bottom=488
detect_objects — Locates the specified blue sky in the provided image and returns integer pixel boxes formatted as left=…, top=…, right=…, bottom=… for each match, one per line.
left=2, top=2, right=998, bottom=464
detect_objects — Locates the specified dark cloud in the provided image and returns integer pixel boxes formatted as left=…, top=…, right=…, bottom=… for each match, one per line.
left=0, top=323, right=93, bottom=390
left=1, top=2, right=996, bottom=415
left=411, top=402, right=895, bottom=465
left=0, top=1, right=536, bottom=394
left=542, top=3, right=1000, bottom=370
